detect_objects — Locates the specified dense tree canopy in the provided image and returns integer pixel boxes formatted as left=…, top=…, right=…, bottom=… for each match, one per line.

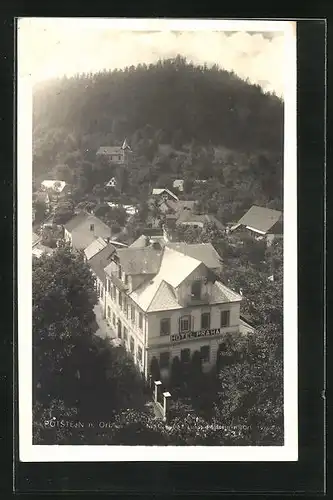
left=32, top=247, right=149, bottom=444
left=33, top=56, right=283, bottom=152
left=33, top=57, right=283, bottom=222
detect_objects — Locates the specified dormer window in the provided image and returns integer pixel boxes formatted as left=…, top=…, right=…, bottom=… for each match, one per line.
left=191, top=280, right=201, bottom=300
left=90, top=223, right=94, bottom=232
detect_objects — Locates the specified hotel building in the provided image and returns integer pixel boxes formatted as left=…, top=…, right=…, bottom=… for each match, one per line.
left=96, top=238, right=244, bottom=380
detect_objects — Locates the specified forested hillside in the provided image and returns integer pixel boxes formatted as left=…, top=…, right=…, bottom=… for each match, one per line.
left=33, top=56, right=284, bottom=221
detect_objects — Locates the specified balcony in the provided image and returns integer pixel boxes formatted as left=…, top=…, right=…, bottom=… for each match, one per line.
left=182, top=292, right=210, bottom=307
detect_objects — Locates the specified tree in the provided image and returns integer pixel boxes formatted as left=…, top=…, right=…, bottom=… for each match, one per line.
left=33, top=247, right=97, bottom=403
left=53, top=200, right=75, bottom=225
left=150, top=357, right=160, bottom=384
left=33, top=199, right=46, bottom=223
left=54, top=163, right=73, bottom=183
left=214, top=324, right=283, bottom=445
left=170, top=356, right=183, bottom=391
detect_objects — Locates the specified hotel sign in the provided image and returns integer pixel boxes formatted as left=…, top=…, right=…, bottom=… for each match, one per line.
left=170, top=328, right=221, bottom=343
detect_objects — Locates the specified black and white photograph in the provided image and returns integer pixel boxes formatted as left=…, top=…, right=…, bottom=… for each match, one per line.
left=17, top=18, right=297, bottom=461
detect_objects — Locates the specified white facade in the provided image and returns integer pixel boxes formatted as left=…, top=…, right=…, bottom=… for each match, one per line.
left=100, top=243, right=243, bottom=381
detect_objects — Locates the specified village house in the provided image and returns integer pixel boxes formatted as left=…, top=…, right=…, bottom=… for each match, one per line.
left=176, top=212, right=225, bottom=231
left=40, top=180, right=70, bottom=200
left=151, top=188, right=179, bottom=202
left=84, top=236, right=108, bottom=261
left=106, top=202, right=138, bottom=216
left=230, top=205, right=283, bottom=245
left=105, top=177, right=117, bottom=188
left=96, top=138, right=132, bottom=165
left=92, top=236, right=249, bottom=382
left=64, top=211, right=112, bottom=251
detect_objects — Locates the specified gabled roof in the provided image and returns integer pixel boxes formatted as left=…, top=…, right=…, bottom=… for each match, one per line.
left=97, top=146, right=122, bottom=155
left=41, top=180, right=67, bottom=192
left=152, top=188, right=179, bottom=201
left=231, top=205, right=282, bottom=234
left=122, top=138, right=132, bottom=150
left=106, top=177, right=117, bottom=187
left=129, top=235, right=148, bottom=248
left=87, top=243, right=117, bottom=281
left=115, top=247, right=163, bottom=275
left=64, top=211, right=90, bottom=232
left=165, top=242, right=222, bottom=270
left=147, top=280, right=182, bottom=312
left=64, top=212, right=112, bottom=250
left=129, top=245, right=237, bottom=313
left=129, top=247, right=201, bottom=311
left=210, top=281, right=243, bottom=303
left=64, top=211, right=111, bottom=234
left=84, top=237, right=108, bottom=260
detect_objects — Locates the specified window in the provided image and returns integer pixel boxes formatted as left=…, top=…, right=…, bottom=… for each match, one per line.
left=160, top=318, right=170, bottom=336
left=179, top=315, right=191, bottom=333
left=137, top=346, right=143, bottom=363
left=118, top=264, right=122, bottom=279
left=125, top=274, right=129, bottom=286
left=90, top=223, right=94, bottom=232
left=200, top=345, right=210, bottom=363
left=107, top=306, right=111, bottom=318
left=131, top=305, right=136, bottom=324
left=191, top=280, right=201, bottom=299
left=160, top=351, right=170, bottom=369
left=119, top=292, right=122, bottom=308
left=112, top=313, right=116, bottom=326
left=130, top=336, right=134, bottom=354
left=221, top=310, right=230, bottom=327
left=201, top=312, right=211, bottom=329
left=180, top=348, right=191, bottom=363
left=139, top=312, right=143, bottom=329
left=113, top=285, right=117, bottom=301
left=123, top=327, right=128, bottom=341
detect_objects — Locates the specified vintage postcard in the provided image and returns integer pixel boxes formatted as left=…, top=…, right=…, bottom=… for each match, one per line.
left=17, top=18, right=297, bottom=461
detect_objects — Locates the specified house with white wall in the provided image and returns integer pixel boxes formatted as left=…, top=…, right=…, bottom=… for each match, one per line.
left=100, top=239, right=245, bottom=381
left=96, top=138, right=132, bottom=165
left=64, top=211, right=112, bottom=251
left=230, top=205, right=283, bottom=245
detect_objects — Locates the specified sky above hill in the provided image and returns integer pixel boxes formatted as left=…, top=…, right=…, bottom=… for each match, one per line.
left=18, top=18, right=294, bottom=97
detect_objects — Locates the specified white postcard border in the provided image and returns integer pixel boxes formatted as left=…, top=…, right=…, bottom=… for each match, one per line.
left=17, top=18, right=297, bottom=462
